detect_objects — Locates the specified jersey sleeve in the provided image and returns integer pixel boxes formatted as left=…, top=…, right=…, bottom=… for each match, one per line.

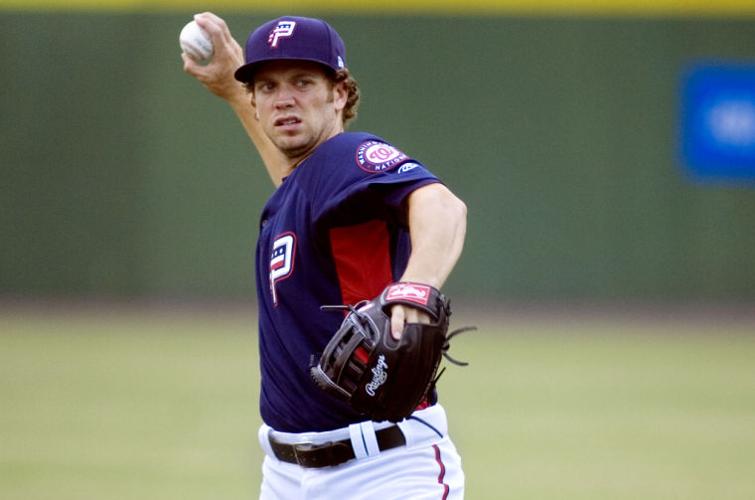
left=309, top=138, right=441, bottom=226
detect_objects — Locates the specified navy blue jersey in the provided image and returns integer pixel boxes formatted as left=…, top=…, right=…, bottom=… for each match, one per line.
left=255, top=131, right=440, bottom=432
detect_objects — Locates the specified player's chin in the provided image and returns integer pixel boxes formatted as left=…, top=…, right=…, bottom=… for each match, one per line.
left=276, top=137, right=316, bottom=160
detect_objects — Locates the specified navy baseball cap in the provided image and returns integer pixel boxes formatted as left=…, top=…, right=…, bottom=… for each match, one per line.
left=234, top=16, right=347, bottom=83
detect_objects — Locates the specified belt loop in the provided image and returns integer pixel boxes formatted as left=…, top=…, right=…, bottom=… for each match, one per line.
left=359, top=421, right=380, bottom=457
left=348, top=423, right=369, bottom=459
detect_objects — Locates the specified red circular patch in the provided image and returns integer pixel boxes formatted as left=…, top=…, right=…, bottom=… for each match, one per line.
left=355, top=141, right=409, bottom=173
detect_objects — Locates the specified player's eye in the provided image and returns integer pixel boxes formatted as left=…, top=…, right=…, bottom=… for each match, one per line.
left=256, top=81, right=275, bottom=93
left=296, top=78, right=314, bottom=89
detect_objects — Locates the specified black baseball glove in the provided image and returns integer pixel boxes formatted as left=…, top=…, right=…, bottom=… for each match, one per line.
left=310, top=282, right=471, bottom=422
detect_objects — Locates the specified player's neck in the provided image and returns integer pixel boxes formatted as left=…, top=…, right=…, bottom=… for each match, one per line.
left=283, top=125, right=345, bottom=173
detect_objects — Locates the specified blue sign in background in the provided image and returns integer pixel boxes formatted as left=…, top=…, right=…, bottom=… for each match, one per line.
left=681, top=63, right=755, bottom=182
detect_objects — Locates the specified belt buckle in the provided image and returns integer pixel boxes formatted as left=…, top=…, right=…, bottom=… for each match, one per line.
left=292, top=440, right=351, bottom=468
left=291, top=442, right=313, bottom=465
left=292, top=441, right=333, bottom=466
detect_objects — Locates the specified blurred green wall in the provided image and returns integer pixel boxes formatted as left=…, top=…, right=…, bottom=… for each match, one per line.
left=2, top=12, right=755, bottom=300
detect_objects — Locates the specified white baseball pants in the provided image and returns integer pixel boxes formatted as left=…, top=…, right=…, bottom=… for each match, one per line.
left=257, top=404, right=464, bottom=499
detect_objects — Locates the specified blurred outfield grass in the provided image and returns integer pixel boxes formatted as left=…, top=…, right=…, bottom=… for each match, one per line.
left=1, top=305, right=754, bottom=500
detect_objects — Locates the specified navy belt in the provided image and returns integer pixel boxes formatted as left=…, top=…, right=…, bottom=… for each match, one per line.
left=269, top=425, right=406, bottom=468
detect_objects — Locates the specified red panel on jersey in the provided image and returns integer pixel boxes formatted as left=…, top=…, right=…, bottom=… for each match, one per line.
left=330, top=220, right=393, bottom=305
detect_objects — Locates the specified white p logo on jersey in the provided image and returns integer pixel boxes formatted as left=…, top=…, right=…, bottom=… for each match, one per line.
left=270, top=233, right=296, bottom=305
left=268, top=21, right=296, bottom=48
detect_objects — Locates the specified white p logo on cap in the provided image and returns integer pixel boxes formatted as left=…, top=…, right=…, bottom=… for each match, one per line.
left=268, top=21, right=296, bottom=47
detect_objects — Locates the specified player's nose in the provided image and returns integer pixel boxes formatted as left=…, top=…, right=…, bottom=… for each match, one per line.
left=274, top=98, right=295, bottom=110
left=273, top=88, right=296, bottom=109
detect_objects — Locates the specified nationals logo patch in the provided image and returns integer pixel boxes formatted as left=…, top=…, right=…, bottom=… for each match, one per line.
left=355, top=141, right=409, bottom=173
left=269, top=232, right=296, bottom=305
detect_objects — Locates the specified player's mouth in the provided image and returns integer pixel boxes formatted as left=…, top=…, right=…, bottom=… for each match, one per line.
left=274, top=116, right=302, bottom=131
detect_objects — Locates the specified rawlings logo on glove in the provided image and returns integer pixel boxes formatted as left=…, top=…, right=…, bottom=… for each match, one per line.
left=310, top=282, right=473, bottom=422
left=365, top=355, right=388, bottom=396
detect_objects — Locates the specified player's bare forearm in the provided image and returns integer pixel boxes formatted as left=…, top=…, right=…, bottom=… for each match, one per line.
left=390, top=183, right=467, bottom=337
left=400, top=183, right=467, bottom=288
left=182, top=12, right=288, bottom=187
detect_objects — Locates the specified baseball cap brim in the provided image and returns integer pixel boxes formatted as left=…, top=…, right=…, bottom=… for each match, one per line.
left=234, top=57, right=338, bottom=84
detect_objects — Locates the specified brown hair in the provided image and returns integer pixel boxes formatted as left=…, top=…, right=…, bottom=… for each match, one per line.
left=333, top=68, right=360, bottom=127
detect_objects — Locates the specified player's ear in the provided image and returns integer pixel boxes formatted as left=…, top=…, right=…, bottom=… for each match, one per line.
left=332, top=79, right=348, bottom=112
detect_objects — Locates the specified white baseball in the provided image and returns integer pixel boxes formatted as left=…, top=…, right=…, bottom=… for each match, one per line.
left=179, top=20, right=213, bottom=63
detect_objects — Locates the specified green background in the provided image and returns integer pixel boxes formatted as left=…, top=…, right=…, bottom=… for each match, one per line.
left=2, top=309, right=754, bottom=500
left=3, top=10, right=754, bottom=500
left=2, top=12, right=755, bottom=300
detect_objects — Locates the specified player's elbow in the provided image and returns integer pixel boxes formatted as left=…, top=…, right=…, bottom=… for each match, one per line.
left=440, top=187, right=467, bottom=234
left=451, top=194, right=467, bottom=225
left=431, top=185, right=467, bottom=250
left=450, top=194, right=467, bottom=247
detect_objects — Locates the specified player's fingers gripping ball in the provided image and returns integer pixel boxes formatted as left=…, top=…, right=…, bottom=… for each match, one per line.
left=311, top=282, right=472, bottom=422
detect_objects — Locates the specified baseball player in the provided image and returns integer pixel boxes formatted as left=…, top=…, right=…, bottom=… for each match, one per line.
left=183, top=13, right=467, bottom=499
